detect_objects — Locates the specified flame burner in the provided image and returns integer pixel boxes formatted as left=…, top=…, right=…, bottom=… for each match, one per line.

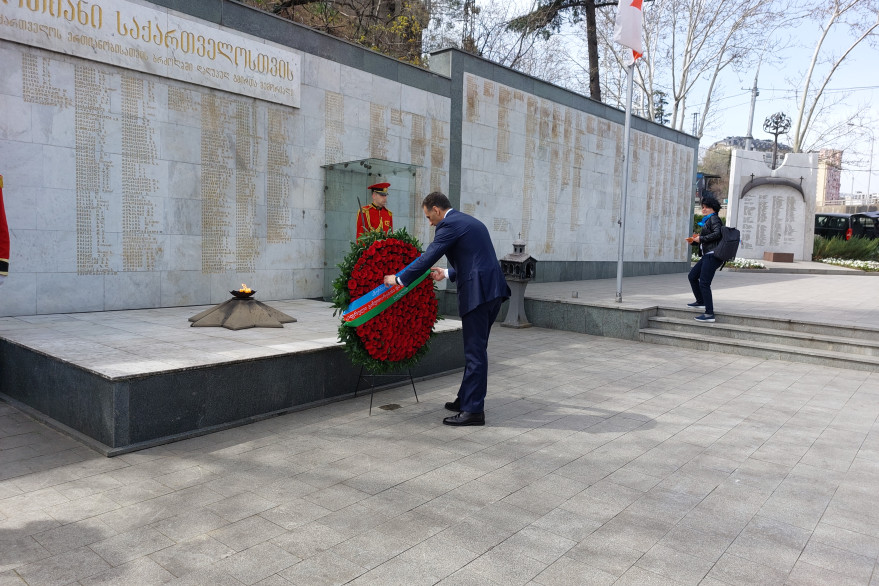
left=188, top=291, right=297, bottom=330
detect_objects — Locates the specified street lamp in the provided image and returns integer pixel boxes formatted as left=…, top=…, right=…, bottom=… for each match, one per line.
left=848, top=123, right=875, bottom=201
left=764, top=112, right=792, bottom=170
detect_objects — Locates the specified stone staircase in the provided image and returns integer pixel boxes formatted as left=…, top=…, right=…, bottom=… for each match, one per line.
left=639, top=308, right=879, bottom=371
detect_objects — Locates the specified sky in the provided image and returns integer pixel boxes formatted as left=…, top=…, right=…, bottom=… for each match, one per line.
left=696, top=18, right=878, bottom=197
left=533, top=4, right=878, bottom=197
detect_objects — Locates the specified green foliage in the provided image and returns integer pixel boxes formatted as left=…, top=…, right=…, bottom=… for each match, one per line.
left=698, top=148, right=732, bottom=200
left=244, top=0, right=427, bottom=67
left=812, top=236, right=879, bottom=262
left=652, top=90, right=669, bottom=125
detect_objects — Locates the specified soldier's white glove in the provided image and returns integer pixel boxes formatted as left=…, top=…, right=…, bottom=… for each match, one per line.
left=0, top=274, right=6, bottom=287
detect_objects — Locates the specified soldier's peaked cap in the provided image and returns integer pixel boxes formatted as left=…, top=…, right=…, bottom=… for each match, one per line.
left=368, top=182, right=390, bottom=193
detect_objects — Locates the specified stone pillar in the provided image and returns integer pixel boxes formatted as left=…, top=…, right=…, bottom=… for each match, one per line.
left=499, top=239, right=536, bottom=329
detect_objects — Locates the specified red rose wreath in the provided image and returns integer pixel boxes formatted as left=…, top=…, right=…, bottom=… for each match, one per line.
left=331, top=228, right=439, bottom=374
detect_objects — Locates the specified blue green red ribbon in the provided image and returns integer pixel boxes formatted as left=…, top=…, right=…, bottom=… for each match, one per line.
left=342, top=263, right=430, bottom=327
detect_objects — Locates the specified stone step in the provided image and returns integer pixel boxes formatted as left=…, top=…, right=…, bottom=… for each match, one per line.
left=647, top=316, right=879, bottom=357
left=655, top=307, right=879, bottom=342
left=638, top=328, right=879, bottom=372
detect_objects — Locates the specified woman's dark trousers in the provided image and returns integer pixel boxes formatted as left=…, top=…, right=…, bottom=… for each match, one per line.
left=688, top=253, right=723, bottom=315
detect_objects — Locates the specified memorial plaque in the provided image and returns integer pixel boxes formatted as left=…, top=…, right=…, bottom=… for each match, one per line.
left=727, top=151, right=818, bottom=261
left=1, top=0, right=302, bottom=107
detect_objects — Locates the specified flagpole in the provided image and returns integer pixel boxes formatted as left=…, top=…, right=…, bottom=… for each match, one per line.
left=615, top=63, right=634, bottom=303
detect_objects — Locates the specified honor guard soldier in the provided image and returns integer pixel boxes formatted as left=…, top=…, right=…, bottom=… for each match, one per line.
left=356, top=182, right=393, bottom=240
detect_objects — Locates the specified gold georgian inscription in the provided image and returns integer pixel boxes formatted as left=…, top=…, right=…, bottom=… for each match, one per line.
left=2, top=0, right=300, bottom=106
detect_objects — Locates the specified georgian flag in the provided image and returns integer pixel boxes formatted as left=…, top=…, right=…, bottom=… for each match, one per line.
left=614, top=0, right=644, bottom=66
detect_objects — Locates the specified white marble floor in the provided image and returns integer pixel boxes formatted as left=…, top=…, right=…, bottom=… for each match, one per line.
left=0, top=299, right=462, bottom=379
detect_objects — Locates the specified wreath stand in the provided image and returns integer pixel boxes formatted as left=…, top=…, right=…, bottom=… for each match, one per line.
left=354, top=367, right=419, bottom=415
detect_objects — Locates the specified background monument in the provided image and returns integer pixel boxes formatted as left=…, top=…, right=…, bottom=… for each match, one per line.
left=727, top=150, right=818, bottom=262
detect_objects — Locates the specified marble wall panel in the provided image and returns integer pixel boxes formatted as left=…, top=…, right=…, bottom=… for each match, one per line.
left=0, top=140, right=43, bottom=188
left=2, top=273, right=37, bottom=316
left=160, top=270, right=212, bottom=307
left=459, top=71, right=693, bottom=263
left=8, top=185, right=39, bottom=231
left=31, top=98, right=76, bottom=147
left=0, top=95, right=31, bottom=142
left=370, top=76, right=404, bottom=110
left=166, top=161, right=202, bottom=201
left=36, top=273, right=105, bottom=314
left=0, top=44, right=23, bottom=97
left=159, top=122, right=203, bottom=165
left=254, top=269, right=297, bottom=300
left=165, top=235, right=203, bottom=271
left=0, top=36, right=451, bottom=316
left=104, top=272, right=163, bottom=311
left=13, top=229, right=74, bottom=273
left=401, top=85, right=429, bottom=118
left=343, top=68, right=374, bottom=104
left=165, top=198, right=202, bottom=236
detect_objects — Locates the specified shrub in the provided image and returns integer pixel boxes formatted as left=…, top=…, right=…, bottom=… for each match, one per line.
left=812, top=236, right=879, bottom=262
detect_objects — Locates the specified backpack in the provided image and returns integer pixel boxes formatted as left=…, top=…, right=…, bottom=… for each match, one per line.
left=713, top=225, right=741, bottom=263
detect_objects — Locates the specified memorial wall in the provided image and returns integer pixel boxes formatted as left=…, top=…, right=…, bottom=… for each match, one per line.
left=0, top=0, right=698, bottom=318
left=727, top=150, right=817, bottom=261
left=0, top=0, right=450, bottom=316
left=459, top=72, right=694, bottom=265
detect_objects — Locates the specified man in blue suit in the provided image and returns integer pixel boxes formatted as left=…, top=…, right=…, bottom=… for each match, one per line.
left=384, top=192, right=510, bottom=426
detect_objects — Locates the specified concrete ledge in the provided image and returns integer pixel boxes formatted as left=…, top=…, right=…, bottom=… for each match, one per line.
left=0, top=330, right=464, bottom=456
left=523, top=299, right=649, bottom=340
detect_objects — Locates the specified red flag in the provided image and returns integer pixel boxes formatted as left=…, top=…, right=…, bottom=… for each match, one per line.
left=0, top=175, right=8, bottom=279
left=614, top=0, right=644, bottom=66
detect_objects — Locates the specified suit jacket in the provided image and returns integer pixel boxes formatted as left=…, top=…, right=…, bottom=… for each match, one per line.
left=398, top=209, right=510, bottom=316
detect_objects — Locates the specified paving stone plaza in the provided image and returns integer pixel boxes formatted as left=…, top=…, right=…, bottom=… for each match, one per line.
left=3, top=0, right=877, bottom=582
left=2, top=271, right=879, bottom=585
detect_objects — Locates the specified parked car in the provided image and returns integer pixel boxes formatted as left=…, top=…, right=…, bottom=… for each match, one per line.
left=814, top=213, right=879, bottom=240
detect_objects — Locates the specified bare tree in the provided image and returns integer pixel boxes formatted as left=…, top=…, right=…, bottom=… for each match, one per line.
left=790, top=0, right=879, bottom=152
left=656, top=0, right=783, bottom=136
left=424, top=0, right=579, bottom=85
left=582, top=0, right=784, bottom=138
left=507, top=0, right=620, bottom=101
left=242, top=0, right=428, bottom=64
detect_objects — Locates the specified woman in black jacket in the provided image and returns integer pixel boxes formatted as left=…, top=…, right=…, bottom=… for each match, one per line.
left=688, top=196, right=723, bottom=323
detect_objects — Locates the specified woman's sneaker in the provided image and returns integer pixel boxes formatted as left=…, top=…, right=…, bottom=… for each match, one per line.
left=687, top=302, right=705, bottom=308
left=694, top=314, right=715, bottom=323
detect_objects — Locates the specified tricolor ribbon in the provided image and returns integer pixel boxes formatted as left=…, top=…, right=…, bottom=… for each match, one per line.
left=342, top=260, right=430, bottom=327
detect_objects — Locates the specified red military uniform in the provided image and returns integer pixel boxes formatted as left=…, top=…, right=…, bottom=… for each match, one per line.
left=0, top=175, right=9, bottom=279
left=356, top=203, right=393, bottom=240
left=356, top=182, right=393, bottom=240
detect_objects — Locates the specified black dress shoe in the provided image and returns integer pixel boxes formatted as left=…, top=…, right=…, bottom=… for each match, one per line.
left=444, top=397, right=461, bottom=412
left=443, top=411, right=485, bottom=426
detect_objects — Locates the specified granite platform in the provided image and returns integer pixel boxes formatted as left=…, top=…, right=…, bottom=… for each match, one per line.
left=0, top=300, right=464, bottom=456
